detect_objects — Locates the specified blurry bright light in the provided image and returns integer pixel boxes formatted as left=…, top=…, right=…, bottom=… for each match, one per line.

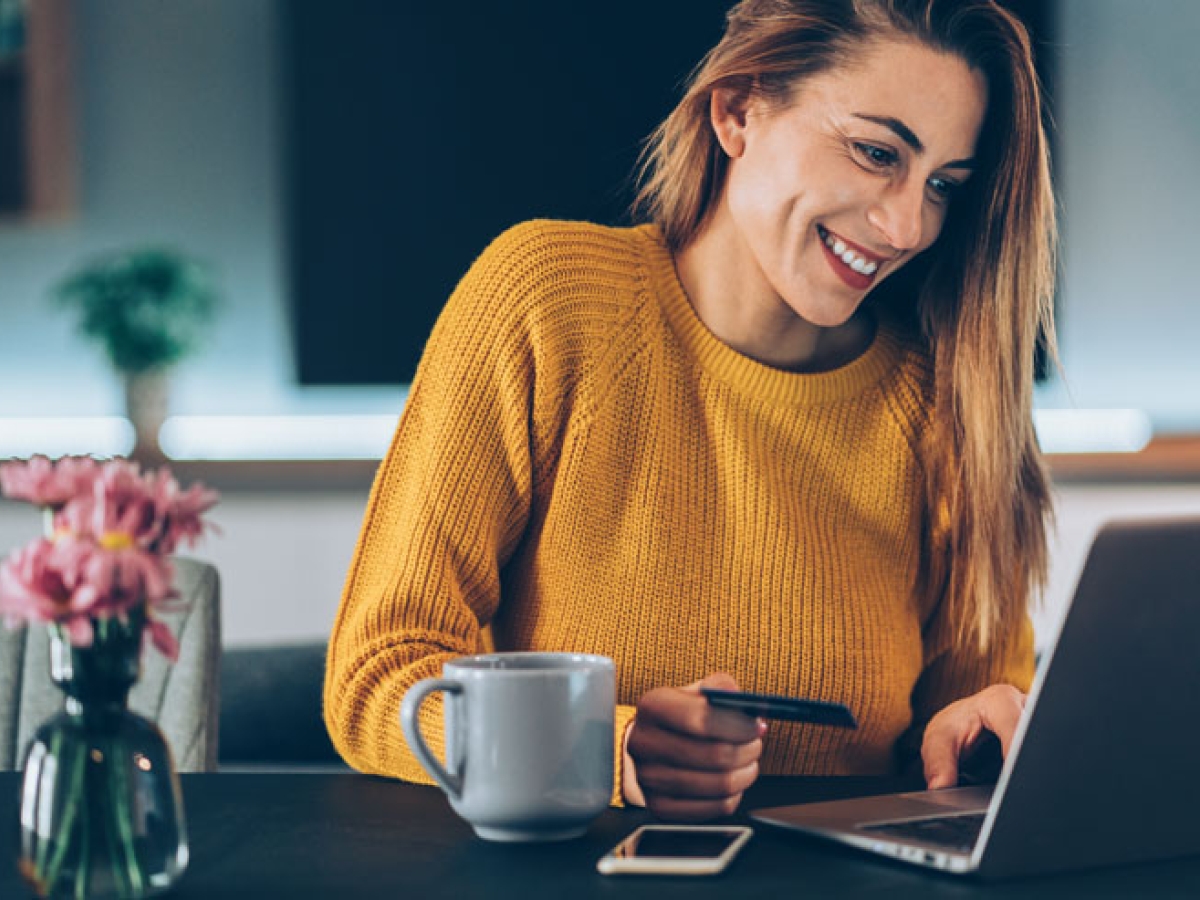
left=0, top=410, right=1153, bottom=461
left=159, top=415, right=397, bottom=460
left=1033, top=408, right=1152, bottom=454
left=0, top=418, right=134, bottom=459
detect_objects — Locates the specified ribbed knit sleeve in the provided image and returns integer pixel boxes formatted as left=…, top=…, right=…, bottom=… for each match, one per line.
left=324, top=224, right=552, bottom=781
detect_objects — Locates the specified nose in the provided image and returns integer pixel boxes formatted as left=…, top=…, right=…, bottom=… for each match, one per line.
left=866, top=181, right=926, bottom=253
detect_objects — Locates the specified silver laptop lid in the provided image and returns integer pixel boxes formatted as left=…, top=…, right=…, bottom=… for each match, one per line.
left=752, top=517, right=1200, bottom=878
left=973, top=516, right=1200, bottom=877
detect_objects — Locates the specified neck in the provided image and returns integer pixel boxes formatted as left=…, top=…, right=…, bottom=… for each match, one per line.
left=673, top=208, right=875, bottom=373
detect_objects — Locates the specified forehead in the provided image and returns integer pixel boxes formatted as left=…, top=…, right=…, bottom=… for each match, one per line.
left=791, top=38, right=989, bottom=159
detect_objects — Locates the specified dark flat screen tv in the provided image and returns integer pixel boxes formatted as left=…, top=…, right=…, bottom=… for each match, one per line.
left=284, top=0, right=1055, bottom=386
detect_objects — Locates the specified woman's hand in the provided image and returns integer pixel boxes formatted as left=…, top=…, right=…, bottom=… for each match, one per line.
left=921, top=683, right=1027, bottom=789
left=623, top=673, right=766, bottom=821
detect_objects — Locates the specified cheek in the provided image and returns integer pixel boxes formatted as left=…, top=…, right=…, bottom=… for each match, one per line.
left=827, top=181, right=859, bottom=206
left=727, top=151, right=788, bottom=217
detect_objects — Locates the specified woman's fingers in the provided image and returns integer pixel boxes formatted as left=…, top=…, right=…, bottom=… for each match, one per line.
left=636, top=681, right=764, bottom=745
left=635, top=757, right=760, bottom=800
left=642, top=790, right=748, bottom=822
left=627, top=718, right=763, bottom=772
left=922, top=684, right=1027, bottom=790
left=978, top=685, right=1026, bottom=757
left=624, top=673, right=768, bottom=820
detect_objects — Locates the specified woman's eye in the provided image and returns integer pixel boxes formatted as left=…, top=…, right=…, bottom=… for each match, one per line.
left=855, top=143, right=898, bottom=168
left=927, top=176, right=961, bottom=203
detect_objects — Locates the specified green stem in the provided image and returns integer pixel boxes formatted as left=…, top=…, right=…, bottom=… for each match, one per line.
left=65, top=738, right=89, bottom=900
left=40, top=732, right=87, bottom=895
left=74, top=788, right=89, bottom=900
left=107, top=738, right=145, bottom=897
left=94, top=741, right=127, bottom=898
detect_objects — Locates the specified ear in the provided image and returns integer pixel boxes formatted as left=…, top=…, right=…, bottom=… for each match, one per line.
left=710, top=81, right=754, bottom=159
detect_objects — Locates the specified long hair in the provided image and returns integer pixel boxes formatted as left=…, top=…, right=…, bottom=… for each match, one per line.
left=634, top=0, right=1057, bottom=649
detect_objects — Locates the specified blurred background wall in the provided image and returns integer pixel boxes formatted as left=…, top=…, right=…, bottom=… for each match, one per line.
left=1047, top=0, right=1200, bottom=429
left=0, top=0, right=305, bottom=419
left=1, top=0, right=1199, bottom=648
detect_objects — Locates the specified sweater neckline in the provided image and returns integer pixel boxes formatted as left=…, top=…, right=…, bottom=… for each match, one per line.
left=637, top=225, right=906, bottom=407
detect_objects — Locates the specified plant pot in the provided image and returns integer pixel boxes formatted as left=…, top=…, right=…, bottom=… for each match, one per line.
left=123, top=373, right=170, bottom=462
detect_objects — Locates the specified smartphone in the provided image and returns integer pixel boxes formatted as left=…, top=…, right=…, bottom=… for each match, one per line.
left=701, top=687, right=857, bottom=728
left=596, top=824, right=753, bottom=876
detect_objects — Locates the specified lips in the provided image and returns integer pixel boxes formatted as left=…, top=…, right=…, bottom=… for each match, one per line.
left=817, top=225, right=886, bottom=290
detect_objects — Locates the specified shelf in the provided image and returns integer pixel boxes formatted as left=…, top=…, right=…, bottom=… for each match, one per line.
left=148, top=436, right=1200, bottom=495
left=1047, top=435, right=1200, bottom=484
left=162, top=459, right=380, bottom=494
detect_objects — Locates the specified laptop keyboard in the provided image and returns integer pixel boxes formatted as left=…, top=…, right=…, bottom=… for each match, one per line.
left=861, top=812, right=986, bottom=853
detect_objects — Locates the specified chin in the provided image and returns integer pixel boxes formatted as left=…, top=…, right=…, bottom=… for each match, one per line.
left=792, top=302, right=862, bottom=330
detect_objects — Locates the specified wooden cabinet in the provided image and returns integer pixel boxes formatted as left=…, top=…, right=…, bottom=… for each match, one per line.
left=0, top=0, right=75, bottom=219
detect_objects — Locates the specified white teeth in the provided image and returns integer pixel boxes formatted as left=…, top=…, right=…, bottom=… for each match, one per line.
left=822, top=229, right=879, bottom=278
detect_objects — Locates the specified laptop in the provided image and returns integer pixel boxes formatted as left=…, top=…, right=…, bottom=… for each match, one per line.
left=751, top=517, right=1200, bottom=878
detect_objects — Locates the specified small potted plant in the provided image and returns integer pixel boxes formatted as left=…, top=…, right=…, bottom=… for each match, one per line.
left=53, top=247, right=219, bottom=459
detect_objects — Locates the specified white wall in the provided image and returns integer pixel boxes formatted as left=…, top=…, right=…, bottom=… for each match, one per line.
left=1037, top=0, right=1200, bottom=429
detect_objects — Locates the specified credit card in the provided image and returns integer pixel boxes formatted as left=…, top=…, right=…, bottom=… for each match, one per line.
left=701, top=688, right=858, bottom=729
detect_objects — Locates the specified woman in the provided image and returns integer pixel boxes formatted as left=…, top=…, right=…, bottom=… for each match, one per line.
left=324, top=0, right=1056, bottom=823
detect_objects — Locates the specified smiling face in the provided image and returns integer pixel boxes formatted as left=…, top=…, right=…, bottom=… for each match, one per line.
left=704, top=38, right=989, bottom=332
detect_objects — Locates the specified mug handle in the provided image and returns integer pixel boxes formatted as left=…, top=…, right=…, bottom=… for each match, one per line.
left=399, top=678, right=464, bottom=799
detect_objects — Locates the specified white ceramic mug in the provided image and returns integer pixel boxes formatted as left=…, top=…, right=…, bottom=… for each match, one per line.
left=399, top=652, right=615, bottom=841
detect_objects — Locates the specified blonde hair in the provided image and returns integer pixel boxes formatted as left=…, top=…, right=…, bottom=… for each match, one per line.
left=634, top=0, right=1057, bottom=649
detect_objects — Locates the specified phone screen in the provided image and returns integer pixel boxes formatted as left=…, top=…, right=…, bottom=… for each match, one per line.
left=621, top=827, right=746, bottom=859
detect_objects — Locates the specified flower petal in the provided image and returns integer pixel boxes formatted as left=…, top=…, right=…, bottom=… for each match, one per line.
left=147, top=618, right=179, bottom=661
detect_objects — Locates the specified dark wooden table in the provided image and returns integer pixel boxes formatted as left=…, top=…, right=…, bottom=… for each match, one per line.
left=4, top=772, right=1200, bottom=898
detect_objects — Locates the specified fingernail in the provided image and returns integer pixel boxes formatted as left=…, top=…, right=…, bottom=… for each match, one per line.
left=756, top=718, right=768, bottom=736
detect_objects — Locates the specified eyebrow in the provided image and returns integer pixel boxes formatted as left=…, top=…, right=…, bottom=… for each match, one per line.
left=852, top=113, right=976, bottom=170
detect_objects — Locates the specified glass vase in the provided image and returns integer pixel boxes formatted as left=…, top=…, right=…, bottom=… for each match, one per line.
left=17, top=611, right=188, bottom=899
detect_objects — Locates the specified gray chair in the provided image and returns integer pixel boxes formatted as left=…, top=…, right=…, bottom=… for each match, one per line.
left=0, top=557, right=222, bottom=772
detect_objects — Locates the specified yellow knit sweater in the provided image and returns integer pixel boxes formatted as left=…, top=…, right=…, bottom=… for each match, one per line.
left=323, top=219, right=1034, bottom=796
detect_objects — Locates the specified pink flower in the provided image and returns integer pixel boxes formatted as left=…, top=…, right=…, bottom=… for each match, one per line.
left=149, top=469, right=221, bottom=554
left=0, top=455, right=100, bottom=509
left=56, top=459, right=161, bottom=550
left=146, top=615, right=180, bottom=661
left=0, top=535, right=176, bottom=651
left=0, top=456, right=216, bottom=662
left=0, top=537, right=105, bottom=644
left=75, top=539, right=176, bottom=612
left=55, top=462, right=221, bottom=555
left=0, top=539, right=76, bottom=627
